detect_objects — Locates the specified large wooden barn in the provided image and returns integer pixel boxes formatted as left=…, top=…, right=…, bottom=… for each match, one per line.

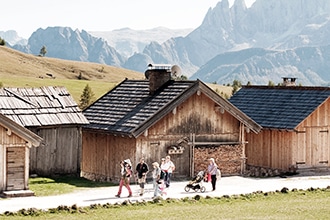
left=0, top=113, right=42, bottom=194
left=82, top=66, right=261, bottom=182
left=229, top=85, right=330, bottom=175
left=0, top=86, right=89, bottom=176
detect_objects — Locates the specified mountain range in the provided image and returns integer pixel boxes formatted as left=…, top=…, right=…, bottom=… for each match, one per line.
left=89, top=27, right=192, bottom=58
left=2, top=0, right=330, bottom=86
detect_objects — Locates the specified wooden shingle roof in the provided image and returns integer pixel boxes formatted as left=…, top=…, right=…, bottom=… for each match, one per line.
left=0, top=86, right=89, bottom=127
left=229, top=86, right=330, bottom=130
left=83, top=79, right=261, bottom=137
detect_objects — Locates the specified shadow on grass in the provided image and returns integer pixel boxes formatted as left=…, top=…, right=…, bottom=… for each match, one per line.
left=29, top=175, right=117, bottom=188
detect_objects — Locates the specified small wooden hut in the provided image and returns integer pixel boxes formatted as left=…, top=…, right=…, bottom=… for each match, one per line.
left=230, top=85, right=330, bottom=175
left=0, top=113, right=42, bottom=194
left=0, top=86, right=89, bottom=176
left=82, top=66, right=261, bottom=182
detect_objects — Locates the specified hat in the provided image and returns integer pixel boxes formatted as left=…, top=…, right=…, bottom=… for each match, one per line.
left=209, top=158, right=215, bottom=163
left=161, top=158, right=165, bottom=161
left=152, top=162, right=159, bottom=167
left=124, top=159, right=132, bottom=166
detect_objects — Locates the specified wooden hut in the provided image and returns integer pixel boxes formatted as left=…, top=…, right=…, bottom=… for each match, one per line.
left=82, top=66, right=261, bottom=182
left=229, top=86, right=330, bottom=175
left=0, top=86, right=89, bottom=176
left=0, top=113, right=42, bottom=194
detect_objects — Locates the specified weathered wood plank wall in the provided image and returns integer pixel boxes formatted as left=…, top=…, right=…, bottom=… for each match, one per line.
left=6, top=147, right=25, bottom=190
left=149, top=92, right=240, bottom=141
left=29, top=126, right=82, bottom=176
left=81, top=132, right=136, bottom=182
left=246, top=130, right=294, bottom=170
left=139, top=92, right=242, bottom=178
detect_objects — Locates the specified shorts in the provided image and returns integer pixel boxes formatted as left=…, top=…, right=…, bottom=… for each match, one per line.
left=138, top=175, right=146, bottom=184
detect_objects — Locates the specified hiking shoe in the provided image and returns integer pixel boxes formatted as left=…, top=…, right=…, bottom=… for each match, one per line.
left=115, top=194, right=120, bottom=198
left=139, top=193, right=143, bottom=196
left=128, top=194, right=132, bottom=198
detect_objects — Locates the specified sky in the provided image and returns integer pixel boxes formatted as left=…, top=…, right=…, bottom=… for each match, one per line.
left=1, top=0, right=256, bottom=38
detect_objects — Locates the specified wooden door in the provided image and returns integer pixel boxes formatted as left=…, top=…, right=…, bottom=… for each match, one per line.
left=317, top=128, right=329, bottom=167
left=6, top=147, right=25, bottom=191
left=305, top=127, right=329, bottom=167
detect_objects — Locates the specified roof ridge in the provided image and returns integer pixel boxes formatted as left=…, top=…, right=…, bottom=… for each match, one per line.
left=242, top=85, right=330, bottom=91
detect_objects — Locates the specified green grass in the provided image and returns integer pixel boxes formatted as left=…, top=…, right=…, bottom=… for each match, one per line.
left=28, top=176, right=115, bottom=196
left=0, top=76, right=116, bottom=104
left=1, top=179, right=330, bottom=219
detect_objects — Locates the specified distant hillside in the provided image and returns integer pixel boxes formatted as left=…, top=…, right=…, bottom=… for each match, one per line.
left=0, top=46, right=143, bottom=80
left=0, top=46, right=144, bottom=101
left=0, top=46, right=233, bottom=102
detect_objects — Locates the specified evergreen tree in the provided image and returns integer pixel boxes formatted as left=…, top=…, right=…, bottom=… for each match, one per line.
left=79, top=84, right=95, bottom=110
left=232, top=80, right=242, bottom=95
left=40, top=45, right=47, bottom=56
left=0, top=37, right=5, bottom=46
left=268, top=80, right=275, bottom=86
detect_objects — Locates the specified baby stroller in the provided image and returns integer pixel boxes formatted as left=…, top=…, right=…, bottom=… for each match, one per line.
left=184, top=171, right=206, bottom=193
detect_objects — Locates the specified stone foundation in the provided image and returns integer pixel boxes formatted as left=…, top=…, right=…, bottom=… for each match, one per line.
left=81, top=171, right=117, bottom=182
left=244, top=164, right=299, bottom=177
left=244, top=165, right=281, bottom=177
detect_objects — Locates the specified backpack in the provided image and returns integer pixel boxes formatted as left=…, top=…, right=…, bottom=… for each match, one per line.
left=216, top=168, right=221, bottom=180
left=125, top=165, right=132, bottom=178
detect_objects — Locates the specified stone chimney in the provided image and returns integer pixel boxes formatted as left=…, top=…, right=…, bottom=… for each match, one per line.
left=282, top=77, right=297, bottom=86
left=145, top=64, right=172, bottom=94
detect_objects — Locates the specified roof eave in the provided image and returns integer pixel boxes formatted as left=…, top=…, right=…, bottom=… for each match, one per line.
left=83, top=127, right=135, bottom=138
left=0, top=114, right=43, bottom=147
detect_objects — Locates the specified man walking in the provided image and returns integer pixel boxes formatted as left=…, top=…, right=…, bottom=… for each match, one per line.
left=135, top=158, right=149, bottom=196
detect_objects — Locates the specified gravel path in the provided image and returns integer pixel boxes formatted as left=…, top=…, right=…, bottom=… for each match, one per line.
left=1, top=174, right=330, bottom=214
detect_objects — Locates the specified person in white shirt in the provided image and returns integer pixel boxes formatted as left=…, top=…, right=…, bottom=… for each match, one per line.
left=207, top=158, right=218, bottom=191
left=162, top=155, right=175, bottom=188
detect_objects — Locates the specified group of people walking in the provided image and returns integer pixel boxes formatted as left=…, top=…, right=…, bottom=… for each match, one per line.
left=115, top=156, right=175, bottom=198
left=115, top=156, right=219, bottom=198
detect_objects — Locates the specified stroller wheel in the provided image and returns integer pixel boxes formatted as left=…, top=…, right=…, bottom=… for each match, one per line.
left=200, top=186, right=206, bottom=193
left=184, top=186, right=190, bottom=192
